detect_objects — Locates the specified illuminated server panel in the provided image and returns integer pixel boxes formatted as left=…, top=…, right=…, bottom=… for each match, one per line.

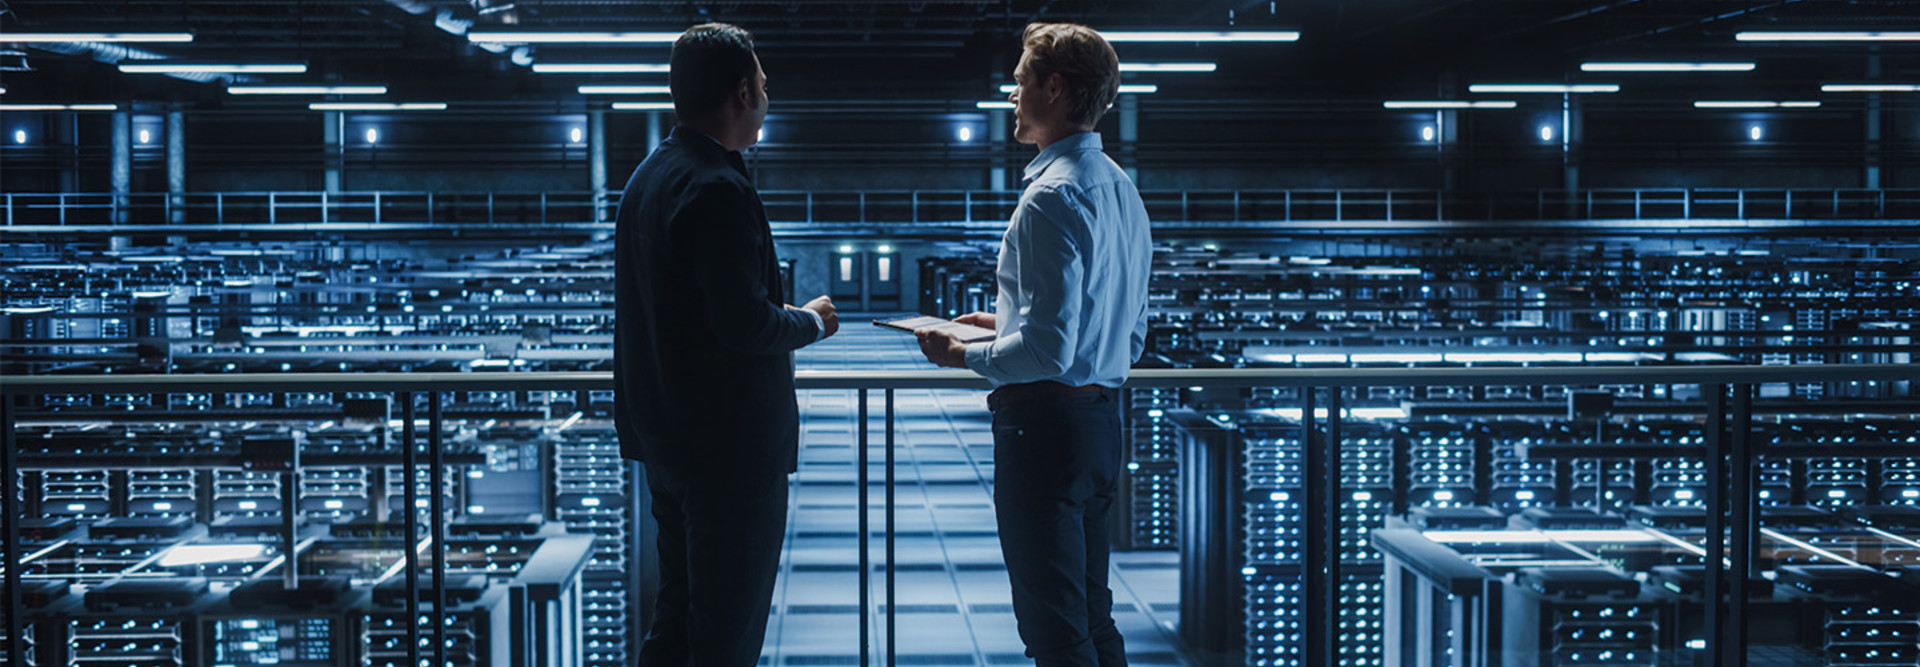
left=1242, top=422, right=1304, bottom=667
left=1124, top=390, right=1183, bottom=549
left=1237, top=417, right=1395, bottom=667
left=551, top=425, right=632, bottom=667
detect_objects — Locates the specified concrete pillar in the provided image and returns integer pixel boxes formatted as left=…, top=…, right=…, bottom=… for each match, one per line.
left=167, top=110, right=185, bottom=223
left=590, top=109, right=609, bottom=221
left=1439, top=110, right=1458, bottom=193
left=323, top=111, right=342, bottom=192
left=111, top=111, right=131, bottom=223
left=1562, top=94, right=1580, bottom=192
left=646, top=111, right=662, bottom=154
left=1866, top=54, right=1882, bottom=189
left=1118, top=94, right=1139, bottom=184
left=989, top=109, right=1009, bottom=190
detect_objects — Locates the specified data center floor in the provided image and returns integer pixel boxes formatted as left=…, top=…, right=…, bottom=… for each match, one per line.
left=748, top=321, right=1190, bottom=666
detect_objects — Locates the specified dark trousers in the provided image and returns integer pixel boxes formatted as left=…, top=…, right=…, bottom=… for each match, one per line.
left=991, top=389, right=1129, bottom=667
left=637, top=462, right=789, bottom=667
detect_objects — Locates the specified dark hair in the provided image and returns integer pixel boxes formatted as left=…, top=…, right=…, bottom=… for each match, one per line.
left=670, top=23, right=758, bottom=118
left=1020, top=23, right=1120, bottom=128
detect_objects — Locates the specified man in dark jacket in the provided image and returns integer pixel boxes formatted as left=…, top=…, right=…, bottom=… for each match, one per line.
left=614, top=22, right=838, bottom=666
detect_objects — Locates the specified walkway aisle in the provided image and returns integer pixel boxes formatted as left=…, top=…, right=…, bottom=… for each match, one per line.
left=757, top=322, right=1190, bottom=666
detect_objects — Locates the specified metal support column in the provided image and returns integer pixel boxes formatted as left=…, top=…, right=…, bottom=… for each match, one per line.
left=858, top=389, right=871, bottom=667
left=324, top=111, right=343, bottom=193
left=1704, top=384, right=1728, bottom=667
left=1727, top=384, right=1754, bottom=667
left=430, top=392, right=448, bottom=667
left=167, top=110, right=186, bottom=223
left=1302, top=387, right=1328, bottom=666
left=1118, top=94, right=1139, bottom=183
left=989, top=108, right=1009, bottom=190
left=2, top=397, right=22, bottom=667
left=589, top=109, right=609, bottom=221
left=111, top=111, right=131, bottom=223
left=400, top=392, right=422, bottom=667
left=885, top=389, right=896, bottom=667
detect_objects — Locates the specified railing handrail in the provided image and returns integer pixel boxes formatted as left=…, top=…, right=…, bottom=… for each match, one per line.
left=4, top=363, right=1917, bottom=395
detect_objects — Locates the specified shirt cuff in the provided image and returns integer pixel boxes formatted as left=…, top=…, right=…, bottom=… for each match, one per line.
left=798, top=307, right=826, bottom=343
left=963, top=342, right=991, bottom=375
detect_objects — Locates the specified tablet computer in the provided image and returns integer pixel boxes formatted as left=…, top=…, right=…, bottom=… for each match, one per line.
left=873, top=315, right=996, bottom=343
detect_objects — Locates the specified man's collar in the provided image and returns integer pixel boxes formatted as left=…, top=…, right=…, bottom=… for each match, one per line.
left=1022, top=131, right=1102, bottom=184
left=670, top=125, right=750, bottom=176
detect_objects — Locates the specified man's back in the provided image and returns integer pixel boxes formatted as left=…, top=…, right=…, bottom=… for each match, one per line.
left=613, top=127, right=816, bottom=473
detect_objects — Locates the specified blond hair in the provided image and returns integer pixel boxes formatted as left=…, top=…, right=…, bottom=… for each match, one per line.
left=1021, top=23, right=1121, bottom=128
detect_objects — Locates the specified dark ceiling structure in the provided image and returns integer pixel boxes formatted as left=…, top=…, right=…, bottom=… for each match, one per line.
left=1, top=1, right=1915, bottom=113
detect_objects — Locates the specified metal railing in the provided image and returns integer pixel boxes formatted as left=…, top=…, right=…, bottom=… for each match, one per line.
left=8, top=188, right=1920, bottom=228
left=5, top=364, right=1920, bottom=667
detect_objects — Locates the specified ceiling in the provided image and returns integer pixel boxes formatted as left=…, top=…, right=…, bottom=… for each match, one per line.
left=2, top=0, right=1916, bottom=113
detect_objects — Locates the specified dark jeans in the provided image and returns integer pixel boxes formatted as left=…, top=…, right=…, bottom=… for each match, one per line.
left=637, top=462, right=789, bottom=667
left=992, top=389, right=1129, bottom=667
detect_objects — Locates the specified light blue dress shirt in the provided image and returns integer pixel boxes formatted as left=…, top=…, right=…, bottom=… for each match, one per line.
left=963, top=132, right=1153, bottom=388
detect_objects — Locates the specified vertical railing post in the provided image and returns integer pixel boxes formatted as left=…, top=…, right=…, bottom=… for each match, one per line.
left=321, top=190, right=329, bottom=224
left=1737, top=189, right=1745, bottom=219
left=885, top=388, right=896, bottom=667
left=374, top=191, right=383, bottom=225
left=400, top=391, right=422, bottom=667
left=2, top=394, right=23, bottom=667
left=430, top=391, right=448, bottom=667
left=858, top=389, right=871, bottom=667
left=1301, top=386, right=1327, bottom=666
left=1323, top=386, right=1344, bottom=667
left=1704, top=384, right=1728, bottom=667
left=1728, top=384, right=1754, bottom=667
left=217, top=192, right=225, bottom=225
left=269, top=191, right=278, bottom=225
left=1335, top=190, right=1344, bottom=222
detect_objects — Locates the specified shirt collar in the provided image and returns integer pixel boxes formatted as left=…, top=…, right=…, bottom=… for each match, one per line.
left=1021, top=131, right=1102, bottom=184
left=670, top=126, right=750, bottom=176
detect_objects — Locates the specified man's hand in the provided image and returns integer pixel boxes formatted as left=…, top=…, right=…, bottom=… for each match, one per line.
left=915, top=327, right=970, bottom=368
left=800, top=295, right=839, bottom=339
left=952, top=311, right=996, bottom=330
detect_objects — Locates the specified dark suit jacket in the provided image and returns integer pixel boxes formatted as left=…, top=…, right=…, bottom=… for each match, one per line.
left=614, top=127, right=819, bottom=473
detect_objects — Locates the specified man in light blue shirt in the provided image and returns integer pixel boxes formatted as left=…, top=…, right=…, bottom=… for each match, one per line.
left=916, top=22, right=1150, bottom=667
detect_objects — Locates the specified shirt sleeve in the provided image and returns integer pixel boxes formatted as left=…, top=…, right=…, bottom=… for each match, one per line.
left=798, top=306, right=826, bottom=343
left=677, top=181, right=820, bottom=355
left=1130, top=300, right=1149, bottom=363
left=964, top=188, right=1083, bottom=382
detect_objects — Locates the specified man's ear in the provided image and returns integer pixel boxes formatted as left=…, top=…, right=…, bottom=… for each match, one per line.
left=733, top=77, right=753, bottom=110
left=1047, top=72, right=1067, bottom=105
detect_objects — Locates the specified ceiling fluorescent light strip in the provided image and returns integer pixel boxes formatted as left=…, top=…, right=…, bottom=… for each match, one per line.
left=1822, top=84, right=1920, bottom=92
left=1101, top=31, right=1299, bottom=42
left=0, top=103, right=118, bottom=111
left=229, top=85, right=388, bottom=95
left=1382, top=101, right=1518, bottom=109
left=0, top=32, right=193, bottom=43
left=468, top=31, right=680, bottom=43
left=1468, top=84, right=1619, bottom=93
left=1119, top=62, right=1216, bottom=72
left=610, top=102, right=675, bottom=110
left=532, top=63, right=670, bottom=73
left=1737, top=31, right=1920, bottom=42
left=1580, top=62, right=1754, bottom=72
left=120, top=63, right=306, bottom=74
left=1693, top=101, right=1821, bottom=109
left=997, top=83, right=1158, bottom=94
left=976, top=101, right=1015, bottom=110
left=308, top=102, right=447, bottom=111
left=578, top=85, right=672, bottom=95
